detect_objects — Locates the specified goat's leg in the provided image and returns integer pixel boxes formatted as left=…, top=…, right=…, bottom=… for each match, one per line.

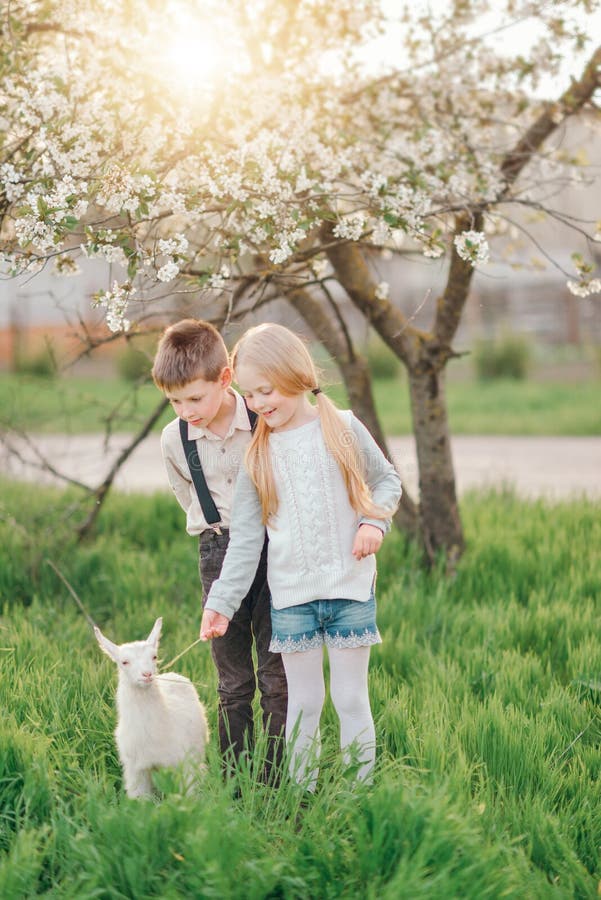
left=123, top=766, right=154, bottom=798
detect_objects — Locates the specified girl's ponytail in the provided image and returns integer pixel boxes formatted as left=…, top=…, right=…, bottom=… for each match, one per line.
left=314, top=391, right=390, bottom=520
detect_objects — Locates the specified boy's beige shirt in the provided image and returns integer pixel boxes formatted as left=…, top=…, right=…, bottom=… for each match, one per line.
left=160, top=388, right=253, bottom=535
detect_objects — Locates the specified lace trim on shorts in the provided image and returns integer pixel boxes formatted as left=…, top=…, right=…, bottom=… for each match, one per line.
left=269, top=632, right=324, bottom=653
left=270, top=628, right=381, bottom=653
left=325, top=628, right=382, bottom=649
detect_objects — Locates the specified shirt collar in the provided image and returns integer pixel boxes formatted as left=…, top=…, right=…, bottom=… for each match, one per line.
left=186, top=389, right=252, bottom=441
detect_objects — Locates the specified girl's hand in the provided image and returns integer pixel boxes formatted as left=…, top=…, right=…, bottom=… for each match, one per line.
left=200, top=609, right=230, bottom=640
left=352, top=524, right=384, bottom=560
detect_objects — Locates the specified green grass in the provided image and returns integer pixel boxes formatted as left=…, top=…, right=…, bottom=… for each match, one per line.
left=1, top=483, right=600, bottom=897
left=1, top=372, right=599, bottom=436
left=336, top=378, right=601, bottom=436
left=0, top=373, right=172, bottom=435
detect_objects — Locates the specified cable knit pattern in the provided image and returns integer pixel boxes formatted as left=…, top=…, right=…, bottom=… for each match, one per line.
left=270, top=420, right=343, bottom=576
left=205, top=411, right=402, bottom=619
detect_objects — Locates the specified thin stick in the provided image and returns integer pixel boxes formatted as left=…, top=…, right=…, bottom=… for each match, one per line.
left=161, top=638, right=203, bottom=673
left=45, top=558, right=97, bottom=630
left=45, top=558, right=203, bottom=670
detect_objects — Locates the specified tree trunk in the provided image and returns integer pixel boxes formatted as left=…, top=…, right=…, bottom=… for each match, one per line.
left=408, top=364, right=463, bottom=565
left=325, top=232, right=467, bottom=563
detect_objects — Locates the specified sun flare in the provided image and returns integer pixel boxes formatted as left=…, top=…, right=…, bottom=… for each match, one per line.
left=161, top=29, right=222, bottom=94
left=145, top=1, right=253, bottom=106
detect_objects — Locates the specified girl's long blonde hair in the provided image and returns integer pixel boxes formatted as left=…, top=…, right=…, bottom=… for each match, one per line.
left=232, top=323, right=390, bottom=526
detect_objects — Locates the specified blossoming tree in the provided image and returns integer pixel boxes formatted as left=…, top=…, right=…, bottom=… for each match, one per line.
left=1, top=0, right=600, bottom=561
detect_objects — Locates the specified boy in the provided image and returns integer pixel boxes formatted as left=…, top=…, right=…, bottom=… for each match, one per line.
left=152, top=318, right=287, bottom=779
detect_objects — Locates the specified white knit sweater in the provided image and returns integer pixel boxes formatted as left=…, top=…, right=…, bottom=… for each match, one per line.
left=205, top=411, right=402, bottom=618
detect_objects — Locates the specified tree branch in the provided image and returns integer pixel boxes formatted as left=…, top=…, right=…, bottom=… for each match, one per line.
left=321, top=222, right=424, bottom=368
left=434, top=44, right=601, bottom=348
left=23, top=22, right=94, bottom=40
left=0, top=429, right=93, bottom=493
left=76, top=396, right=169, bottom=540
left=434, top=210, right=483, bottom=348
left=501, top=45, right=601, bottom=186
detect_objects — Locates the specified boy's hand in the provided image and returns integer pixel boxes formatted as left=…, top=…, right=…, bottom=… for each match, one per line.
left=200, top=609, right=230, bottom=641
left=352, top=523, right=384, bottom=560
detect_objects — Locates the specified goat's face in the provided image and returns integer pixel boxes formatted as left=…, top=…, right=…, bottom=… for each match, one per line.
left=117, top=640, right=159, bottom=688
left=95, top=617, right=163, bottom=689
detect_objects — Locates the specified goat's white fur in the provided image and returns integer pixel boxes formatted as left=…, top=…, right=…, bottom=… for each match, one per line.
left=94, top=617, right=208, bottom=798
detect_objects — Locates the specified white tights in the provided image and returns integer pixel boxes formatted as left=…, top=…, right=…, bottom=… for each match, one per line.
left=281, top=645, right=375, bottom=789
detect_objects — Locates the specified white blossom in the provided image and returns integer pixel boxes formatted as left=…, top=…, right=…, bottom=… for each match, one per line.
left=333, top=214, right=366, bottom=242
left=423, top=244, right=445, bottom=259
left=0, top=0, right=596, bottom=336
left=311, top=258, right=329, bottom=278
left=92, top=281, right=134, bottom=333
left=0, top=163, right=25, bottom=201
left=157, top=260, right=180, bottom=282
left=52, top=256, right=81, bottom=277
left=566, top=278, right=601, bottom=297
left=269, top=243, right=293, bottom=265
left=157, top=234, right=189, bottom=256
left=454, top=231, right=490, bottom=265
left=14, top=216, right=57, bottom=253
left=294, top=167, right=313, bottom=193
left=375, top=281, right=390, bottom=300
left=371, top=220, right=392, bottom=245
left=100, top=245, right=128, bottom=265
left=208, top=264, right=231, bottom=289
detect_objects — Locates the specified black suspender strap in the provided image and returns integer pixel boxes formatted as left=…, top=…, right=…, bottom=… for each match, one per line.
left=179, top=417, right=221, bottom=525
left=179, top=404, right=258, bottom=526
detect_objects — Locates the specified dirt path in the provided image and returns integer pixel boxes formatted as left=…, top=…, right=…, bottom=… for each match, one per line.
left=1, top=433, right=600, bottom=500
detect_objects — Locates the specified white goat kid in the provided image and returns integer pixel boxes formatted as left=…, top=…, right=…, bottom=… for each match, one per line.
left=94, top=617, right=208, bottom=799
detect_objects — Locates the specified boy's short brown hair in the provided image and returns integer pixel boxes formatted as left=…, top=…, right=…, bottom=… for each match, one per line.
left=152, top=319, right=229, bottom=390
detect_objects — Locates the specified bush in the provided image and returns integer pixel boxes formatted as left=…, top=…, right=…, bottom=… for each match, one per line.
left=473, top=332, right=531, bottom=380
left=365, top=333, right=402, bottom=379
left=14, top=346, right=57, bottom=379
left=116, top=344, right=152, bottom=382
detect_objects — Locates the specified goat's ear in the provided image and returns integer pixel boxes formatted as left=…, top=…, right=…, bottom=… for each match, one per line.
left=94, top=625, right=120, bottom=662
left=147, top=617, right=162, bottom=648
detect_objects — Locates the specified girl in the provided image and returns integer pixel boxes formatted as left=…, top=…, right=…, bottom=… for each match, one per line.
left=200, top=323, right=401, bottom=787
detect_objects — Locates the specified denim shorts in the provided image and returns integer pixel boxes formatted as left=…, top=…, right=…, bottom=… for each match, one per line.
left=269, top=592, right=381, bottom=654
